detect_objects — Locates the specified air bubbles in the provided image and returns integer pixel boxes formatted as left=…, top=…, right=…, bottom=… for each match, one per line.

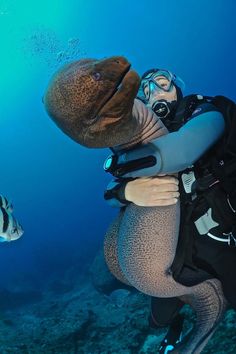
left=22, top=28, right=87, bottom=69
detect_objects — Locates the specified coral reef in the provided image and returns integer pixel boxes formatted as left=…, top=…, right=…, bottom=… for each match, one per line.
left=0, top=250, right=235, bottom=353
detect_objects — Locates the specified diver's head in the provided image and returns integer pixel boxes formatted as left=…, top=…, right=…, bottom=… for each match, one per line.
left=138, top=68, right=185, bottom=121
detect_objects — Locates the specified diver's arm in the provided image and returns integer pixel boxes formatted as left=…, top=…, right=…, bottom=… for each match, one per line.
left=118, top=109, right=225, bottom=178
left=104, top=178, right=130, bottom=208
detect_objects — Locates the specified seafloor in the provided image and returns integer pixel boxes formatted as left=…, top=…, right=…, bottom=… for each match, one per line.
left=0, top=250, right=235, bottom=354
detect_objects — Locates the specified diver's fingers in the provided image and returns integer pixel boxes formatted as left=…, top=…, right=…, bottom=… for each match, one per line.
left=150, top=176, right=179, bottom=185
left=150, top=183, right=179, bottom=193
left=132, top=176, right=179, bottom=187
left=136, top=176, right=179, bottom=186
left=152, top=192, right=180, bottom=199
left=136, top=198, right=179, bottom=207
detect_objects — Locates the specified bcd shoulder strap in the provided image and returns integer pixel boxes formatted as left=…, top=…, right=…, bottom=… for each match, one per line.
left=211, top=95, right=236, bottom=159
left=170, top=94, right=210, bottom=132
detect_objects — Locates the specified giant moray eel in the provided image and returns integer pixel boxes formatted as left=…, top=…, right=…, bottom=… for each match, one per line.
left=44, top=56, right=227, bottom=353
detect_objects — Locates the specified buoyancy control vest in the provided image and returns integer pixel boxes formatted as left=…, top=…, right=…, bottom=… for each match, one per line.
left=170, top=94, right=236, bottom=281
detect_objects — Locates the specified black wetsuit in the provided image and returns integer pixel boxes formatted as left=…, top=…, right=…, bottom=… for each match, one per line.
left=151, top=99, right=236, bottom=325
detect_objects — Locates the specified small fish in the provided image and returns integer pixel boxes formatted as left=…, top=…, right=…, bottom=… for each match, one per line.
left=0, top=195, right=13, bottom=213
left=0, top=196, right=24, bottom=242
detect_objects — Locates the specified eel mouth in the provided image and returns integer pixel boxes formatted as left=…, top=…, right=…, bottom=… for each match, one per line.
left=96, top=63, right=132, bottom=116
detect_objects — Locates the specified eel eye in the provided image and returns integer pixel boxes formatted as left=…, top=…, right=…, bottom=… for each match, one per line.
left=92, top=72, right=101, bottom=81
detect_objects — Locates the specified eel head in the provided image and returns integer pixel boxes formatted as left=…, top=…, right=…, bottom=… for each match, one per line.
left=44, top=56, right=140, bottom=147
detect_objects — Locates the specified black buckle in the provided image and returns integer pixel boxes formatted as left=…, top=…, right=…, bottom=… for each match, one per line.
left=228, top=231, right=236, bottom=247
left=222, top=231, right=236, bottom=247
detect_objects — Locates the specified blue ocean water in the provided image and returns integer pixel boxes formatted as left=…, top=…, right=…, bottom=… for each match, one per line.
left=0, top=0, right=236, bottom=351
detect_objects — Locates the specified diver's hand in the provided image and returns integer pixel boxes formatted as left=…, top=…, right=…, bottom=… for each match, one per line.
left=125, top=176, right=179, bottom=206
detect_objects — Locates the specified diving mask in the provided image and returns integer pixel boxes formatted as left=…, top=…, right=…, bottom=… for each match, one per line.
left=142, top=70, right=175, bottom=101
left=138, top=69, right=185, bottom=104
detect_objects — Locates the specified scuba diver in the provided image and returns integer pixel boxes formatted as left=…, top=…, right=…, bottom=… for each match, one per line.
left=103, top=68, right=236, bottom=352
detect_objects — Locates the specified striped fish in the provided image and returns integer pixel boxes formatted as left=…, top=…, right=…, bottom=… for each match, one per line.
left=0, top=195, right=13, bottom=213
left=0, top=196, right=24, bottom=242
